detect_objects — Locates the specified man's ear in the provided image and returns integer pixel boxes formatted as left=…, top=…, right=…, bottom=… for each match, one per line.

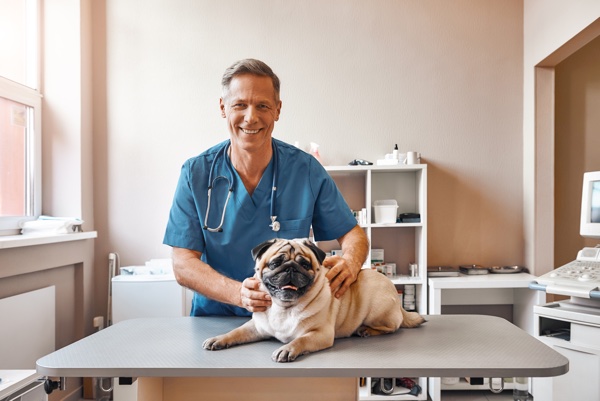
left=251, top=239, right=277, bottom=261
left=220, top=98, right=226, bottom=118
left=302, top=240, right=326, bottom=265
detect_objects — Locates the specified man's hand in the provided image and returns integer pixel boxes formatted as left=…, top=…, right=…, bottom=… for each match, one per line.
left=323, top=224, right=369, bottom=298
left=323, top=255, right=361, bottom=299
left=240, top=277, right=272, bottom=312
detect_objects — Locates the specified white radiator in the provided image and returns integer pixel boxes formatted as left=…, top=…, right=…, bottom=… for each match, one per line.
left=0, top=286, right=56, bottom=369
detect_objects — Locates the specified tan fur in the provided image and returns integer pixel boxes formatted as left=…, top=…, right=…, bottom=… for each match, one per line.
left=203, top=239, right=425, bottom=362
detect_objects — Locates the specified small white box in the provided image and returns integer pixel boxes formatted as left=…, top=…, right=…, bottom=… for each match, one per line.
left=385, top=263, right=396, bottom=277
left=373, top=200, right=398, bottom=224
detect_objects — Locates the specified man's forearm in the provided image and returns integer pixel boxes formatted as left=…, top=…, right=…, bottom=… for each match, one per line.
left=338, top=225, right=369, bottom=272
left=172, top=247, right=242, bottom=307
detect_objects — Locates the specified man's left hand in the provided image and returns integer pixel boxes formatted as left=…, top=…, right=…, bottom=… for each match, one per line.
left=323, top=255, right=360, bottom=298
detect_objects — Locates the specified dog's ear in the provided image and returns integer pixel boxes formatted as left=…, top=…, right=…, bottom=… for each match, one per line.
left=302, top=240, right=326, bottom=265
left=251, top=239, right=277, bottom=261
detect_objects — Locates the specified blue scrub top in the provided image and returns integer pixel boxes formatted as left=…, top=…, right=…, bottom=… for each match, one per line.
left=163, top=138, right=357, bottom=316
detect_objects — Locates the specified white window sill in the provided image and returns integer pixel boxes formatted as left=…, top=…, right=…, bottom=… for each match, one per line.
left=0, top=231, right=97, bottom=250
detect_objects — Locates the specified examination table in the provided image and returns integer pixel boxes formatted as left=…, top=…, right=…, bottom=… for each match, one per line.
left=36, top=315, right=569, bottom=401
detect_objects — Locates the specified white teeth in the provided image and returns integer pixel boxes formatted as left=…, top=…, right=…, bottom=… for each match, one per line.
left=242, top=129, right=259, bottom=134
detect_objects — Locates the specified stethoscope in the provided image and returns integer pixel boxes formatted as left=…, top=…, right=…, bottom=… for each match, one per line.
left=203, top=141, right=280, bottom=233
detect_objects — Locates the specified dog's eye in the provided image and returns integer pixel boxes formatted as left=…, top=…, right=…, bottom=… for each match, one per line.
left=298, top=258, right=312, bottom=270
left=268, top=255, right=285, bottom=269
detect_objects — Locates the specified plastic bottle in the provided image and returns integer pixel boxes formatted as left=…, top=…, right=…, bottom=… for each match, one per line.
left=310, top=142, right=324, bottom=164
left=393, top=144, right=399, bottom=159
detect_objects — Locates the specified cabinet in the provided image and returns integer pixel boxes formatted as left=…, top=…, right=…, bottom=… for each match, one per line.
left=427, top=274, right=543, bottom=401
left=531, top=300, right=600, bottom=400
left=324, top=164, right=428, bottom=400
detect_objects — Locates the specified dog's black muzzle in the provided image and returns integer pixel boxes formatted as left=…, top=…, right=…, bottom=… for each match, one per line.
left=262, top=259, right=314, bottom=302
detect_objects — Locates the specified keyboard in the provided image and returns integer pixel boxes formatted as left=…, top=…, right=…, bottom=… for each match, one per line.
left=532, top=247, right=600, bottom=298
left=537, top=259, right=600, bottom=285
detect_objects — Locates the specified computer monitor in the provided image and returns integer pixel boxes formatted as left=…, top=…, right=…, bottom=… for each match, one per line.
left=580, top=171, right=600, bottom=239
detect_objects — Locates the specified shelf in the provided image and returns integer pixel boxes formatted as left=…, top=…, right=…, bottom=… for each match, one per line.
left=0, top=231, right=97, bottom=249
left=370, top=223, right=422, bottom=228
left=428, top=273, right=537, bottom=290
left=326, top=164, right=426, bottom=173
left=326, top=164, right=428, bottom=401
left=441, top=377, right=514, bottom=391
left=390, top=276, right=425, bottom=285
left=359, top=378, right=426, bottom=400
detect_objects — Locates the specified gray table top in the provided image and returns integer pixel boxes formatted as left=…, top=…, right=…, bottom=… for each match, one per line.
left=36, top=315, right=568, bottom=379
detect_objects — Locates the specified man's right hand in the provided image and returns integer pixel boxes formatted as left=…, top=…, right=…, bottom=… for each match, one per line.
left=240, top=277, right=272, bottom=312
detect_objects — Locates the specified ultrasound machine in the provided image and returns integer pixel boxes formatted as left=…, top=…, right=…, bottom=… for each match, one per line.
left=529, top=171, right=600, bottom=400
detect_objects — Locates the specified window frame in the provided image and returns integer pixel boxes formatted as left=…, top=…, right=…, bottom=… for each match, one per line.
left=0, top=0, right=41, bottom=236
left=0, top=77, right=42, bottom=236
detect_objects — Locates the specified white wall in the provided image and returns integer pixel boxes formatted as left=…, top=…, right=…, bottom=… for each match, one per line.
left=91, top=0, right=525, bottom=315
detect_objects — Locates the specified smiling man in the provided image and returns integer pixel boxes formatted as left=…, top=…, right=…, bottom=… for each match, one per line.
left=163, top=59, right=368, bottom=317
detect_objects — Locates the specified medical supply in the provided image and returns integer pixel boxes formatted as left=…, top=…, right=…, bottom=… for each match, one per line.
left=352, top=209, right=368, bottom=225
left=310, top=142, right=324, bottom=164
left=371, top=249, right=384, bottom=264
left=204, top=141, right=280, bottom=233
left=404, top=151, right=421, bottom=165
left=20, top=215, right=83, bottom=235
left=403, top=284, right=416, bottom=311
left=399, top=212, right=420, bottom=223
left=409, top=263, right=419, bottom=277
left=386, top=263, right=396, bottom=277
left=376, top=147, right=418, bottom=166
left=348, top=158, right=373, bottom=165
left=373, top=200, right=398, bottom=224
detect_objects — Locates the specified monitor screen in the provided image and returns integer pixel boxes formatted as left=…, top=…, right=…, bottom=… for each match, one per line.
left=591, top=181, right=600, bottom=223
left=580, top=171, right=600, bottom=239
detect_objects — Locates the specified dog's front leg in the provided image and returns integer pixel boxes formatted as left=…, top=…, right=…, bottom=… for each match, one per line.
left=272, top=329, right=335, bottom=362
left=203, top=320, right=266, bottom=350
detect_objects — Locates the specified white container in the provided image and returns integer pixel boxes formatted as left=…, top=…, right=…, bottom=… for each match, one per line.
left=373, top=200, right=398, bottom=224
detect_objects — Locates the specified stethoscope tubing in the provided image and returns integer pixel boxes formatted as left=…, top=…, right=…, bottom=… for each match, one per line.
left=203, top=140, right=279, bottom=232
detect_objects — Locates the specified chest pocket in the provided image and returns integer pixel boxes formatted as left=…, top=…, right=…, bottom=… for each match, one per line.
left=276, top=216, right=312, bottom=238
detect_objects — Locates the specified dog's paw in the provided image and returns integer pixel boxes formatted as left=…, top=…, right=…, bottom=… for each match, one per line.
left=355, top=325, right=372, bottom=337
left=202, top=336, right=230, bottom=350
left=272, top=345, right=305, bottom=363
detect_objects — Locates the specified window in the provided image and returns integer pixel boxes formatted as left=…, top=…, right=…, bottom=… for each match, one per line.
left=0, top=0, right=41, bottom=235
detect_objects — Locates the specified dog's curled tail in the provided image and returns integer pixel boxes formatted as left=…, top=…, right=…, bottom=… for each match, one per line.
left=400, top=309, right=427, bottom=328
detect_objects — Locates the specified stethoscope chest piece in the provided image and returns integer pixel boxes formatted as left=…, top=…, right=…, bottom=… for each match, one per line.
left=270, top=216, right=280, bottom=232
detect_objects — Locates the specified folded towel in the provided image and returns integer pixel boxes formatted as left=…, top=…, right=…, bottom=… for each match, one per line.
left=21, top=216, right=83, bottom=236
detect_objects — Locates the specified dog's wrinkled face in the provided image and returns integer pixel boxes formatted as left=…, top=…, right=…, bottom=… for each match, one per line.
left=251, top=239, right=326, bottom=304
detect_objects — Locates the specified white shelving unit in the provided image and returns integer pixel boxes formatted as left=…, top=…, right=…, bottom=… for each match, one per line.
left=325, top=164, right=428, bottom=401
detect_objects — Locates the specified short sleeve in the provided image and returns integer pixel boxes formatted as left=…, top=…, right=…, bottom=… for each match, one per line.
left=163, top=161, right=206, bottom=253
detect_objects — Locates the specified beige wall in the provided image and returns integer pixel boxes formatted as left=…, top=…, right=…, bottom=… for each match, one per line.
left=523, top=0, right=600, bottom=275
left=91, top=0, right=525, bottom=317
left=554, top=36, right=600, bottom=266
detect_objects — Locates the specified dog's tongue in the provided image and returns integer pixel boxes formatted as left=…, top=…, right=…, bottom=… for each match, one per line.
left=281, top=285, right=298, bottom=291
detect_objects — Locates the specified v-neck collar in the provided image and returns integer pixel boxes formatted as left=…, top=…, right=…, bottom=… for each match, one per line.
left=230, top=154, right=275, bottom=219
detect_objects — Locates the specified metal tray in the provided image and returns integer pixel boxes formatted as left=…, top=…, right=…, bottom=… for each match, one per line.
left=459, top=265, right=489, bottom=275
left=489, top=266, right=524, bottom=274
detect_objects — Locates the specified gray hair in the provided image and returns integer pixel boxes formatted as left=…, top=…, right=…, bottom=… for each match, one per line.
left=221, top=59, right=281, bottom=101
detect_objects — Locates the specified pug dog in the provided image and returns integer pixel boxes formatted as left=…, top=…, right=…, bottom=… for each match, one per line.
left=202, top=238, right=425, bottom=362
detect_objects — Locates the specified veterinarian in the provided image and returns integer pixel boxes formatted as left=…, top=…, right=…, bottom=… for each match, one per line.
left=163, top=58, right=368, bottom=316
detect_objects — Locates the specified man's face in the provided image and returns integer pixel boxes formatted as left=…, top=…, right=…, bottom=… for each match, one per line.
left=220, top=74, right=282, bottom=152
